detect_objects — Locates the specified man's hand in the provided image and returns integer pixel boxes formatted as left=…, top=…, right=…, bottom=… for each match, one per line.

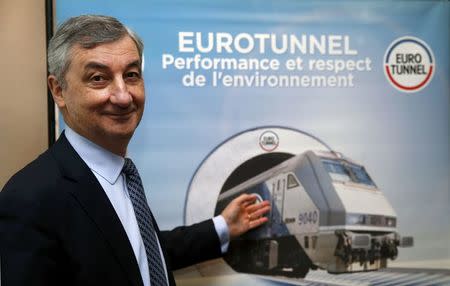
left=221, top=194, right=271, bottom=239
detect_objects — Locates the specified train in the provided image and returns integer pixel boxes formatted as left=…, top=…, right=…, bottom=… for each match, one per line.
left=215, top=150, right=413, bottom=277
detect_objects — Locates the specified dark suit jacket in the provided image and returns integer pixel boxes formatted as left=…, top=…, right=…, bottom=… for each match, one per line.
left=0, top=133, right=222, bottom=286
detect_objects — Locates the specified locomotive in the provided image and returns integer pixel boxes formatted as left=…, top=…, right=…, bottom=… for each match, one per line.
left=215, top=150, right=413, bottom=277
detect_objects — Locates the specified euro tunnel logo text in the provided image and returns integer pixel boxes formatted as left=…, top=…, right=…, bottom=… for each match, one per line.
left=384, top=36, right=434, bottom=93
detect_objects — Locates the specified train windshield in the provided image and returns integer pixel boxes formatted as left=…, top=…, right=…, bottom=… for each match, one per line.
left=347, top=164, right=376, bottom=186
left=322, top=159, right=376, bottom=187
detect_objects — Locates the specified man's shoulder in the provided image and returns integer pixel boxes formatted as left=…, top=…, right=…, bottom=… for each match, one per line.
left=0, top=139, right=75, bottom=238
left=0, top=131, right=81, bottom=199
left=1, top=146, right=61, bottom=198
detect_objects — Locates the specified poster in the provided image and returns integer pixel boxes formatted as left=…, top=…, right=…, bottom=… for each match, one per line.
left=56, top=1, right=449, bottom=284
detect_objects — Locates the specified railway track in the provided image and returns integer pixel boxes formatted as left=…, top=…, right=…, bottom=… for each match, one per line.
left=258, top=268, right=450, bottom=286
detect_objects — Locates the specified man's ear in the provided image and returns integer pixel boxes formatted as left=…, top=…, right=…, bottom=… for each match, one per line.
left=48, top=75, right=65, bottom=108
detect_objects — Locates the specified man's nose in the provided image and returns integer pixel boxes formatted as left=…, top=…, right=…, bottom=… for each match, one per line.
left=110, top=77, right=132, bottom=107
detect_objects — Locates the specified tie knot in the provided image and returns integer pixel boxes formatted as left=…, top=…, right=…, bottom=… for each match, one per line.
left=122, top=158, right=138, bottom=176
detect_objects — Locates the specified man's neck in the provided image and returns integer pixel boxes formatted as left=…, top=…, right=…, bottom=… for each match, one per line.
left=66, top=126, right=130, bottom=157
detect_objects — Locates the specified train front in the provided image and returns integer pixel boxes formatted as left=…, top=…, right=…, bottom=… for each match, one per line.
left=299, top=151, right=413, bottom=273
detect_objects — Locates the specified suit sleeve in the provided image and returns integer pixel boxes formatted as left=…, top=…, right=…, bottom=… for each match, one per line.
left=0, top=184, right=65, bottom=286
left=159, top=219, right=222, bottom=270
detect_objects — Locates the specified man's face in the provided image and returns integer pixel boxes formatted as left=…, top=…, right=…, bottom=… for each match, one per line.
left=51, top=36, right=145, bottom=153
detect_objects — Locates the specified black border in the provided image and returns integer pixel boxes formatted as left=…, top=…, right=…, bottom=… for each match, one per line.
left=45, top=0, right=56, bottom=146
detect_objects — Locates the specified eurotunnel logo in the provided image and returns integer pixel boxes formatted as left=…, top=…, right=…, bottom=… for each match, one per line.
left=384, top=36, right=434, bottom=93
left=259, top=130, right=279, bottom=152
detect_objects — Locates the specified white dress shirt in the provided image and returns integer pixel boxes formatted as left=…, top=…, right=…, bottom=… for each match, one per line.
left=64, top=127, right=229, bottom=286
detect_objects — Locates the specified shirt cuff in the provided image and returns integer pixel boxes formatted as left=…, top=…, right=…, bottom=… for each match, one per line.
left=212, top=215, right=230, bottom=254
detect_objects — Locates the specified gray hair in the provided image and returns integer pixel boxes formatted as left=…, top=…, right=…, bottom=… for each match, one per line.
left=47, top=15, right=144, bottom=89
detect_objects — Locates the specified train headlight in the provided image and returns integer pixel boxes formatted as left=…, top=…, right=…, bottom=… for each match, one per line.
left=346, top=214, right=366, bottom=225
left=346, top=214, right=397, bottom=227
left=385, top=217, right=397, bottom=227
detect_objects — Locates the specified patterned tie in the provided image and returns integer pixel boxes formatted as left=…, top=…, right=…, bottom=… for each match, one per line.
left=122, top=158, right=168, bottom=286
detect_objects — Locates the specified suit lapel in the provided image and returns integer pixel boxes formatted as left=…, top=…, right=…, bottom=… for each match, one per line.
left=51, top=133, right=144, bottom=286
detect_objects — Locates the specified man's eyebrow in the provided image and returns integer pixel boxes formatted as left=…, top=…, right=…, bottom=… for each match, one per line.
left=83, top=60, right=142, bottom=72
left=84, top=62, right=109, bottom=71
left=126, top=60, right=142, bottom=72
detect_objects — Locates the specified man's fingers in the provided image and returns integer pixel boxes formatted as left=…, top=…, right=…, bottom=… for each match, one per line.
left=246, top=200, right=270, bottom=213
left=234, top=193, right=257, bottom=205
left=249, top=216, right=269, bottom=229
left=248, top=205, right=271, bottom=219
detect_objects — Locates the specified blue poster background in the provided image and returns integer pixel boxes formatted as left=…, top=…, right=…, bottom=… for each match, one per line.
left=56, top=0, right=449, bottom=279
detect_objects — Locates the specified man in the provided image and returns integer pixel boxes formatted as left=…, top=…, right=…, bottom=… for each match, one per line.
left=0, top=15, right=270, bottom=286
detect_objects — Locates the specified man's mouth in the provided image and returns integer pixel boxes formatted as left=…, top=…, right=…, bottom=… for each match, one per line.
left=105, top=110, right=135, bottom=119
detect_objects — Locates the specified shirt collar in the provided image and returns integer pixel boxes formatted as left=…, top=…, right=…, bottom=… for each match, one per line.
left=64, top=127, right=125, bottom=184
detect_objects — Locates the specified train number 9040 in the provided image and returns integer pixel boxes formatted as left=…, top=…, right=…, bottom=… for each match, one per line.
left=298, top=211, right=318, bottom=225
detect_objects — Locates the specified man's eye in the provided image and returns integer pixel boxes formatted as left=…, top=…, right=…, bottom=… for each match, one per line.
left=126, top=72, right=141, bottom=78
left=91, top=75, right=105, bottom=81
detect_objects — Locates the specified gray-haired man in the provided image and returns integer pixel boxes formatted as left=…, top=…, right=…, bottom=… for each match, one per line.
left=0, top=15, right=270, bottom=286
